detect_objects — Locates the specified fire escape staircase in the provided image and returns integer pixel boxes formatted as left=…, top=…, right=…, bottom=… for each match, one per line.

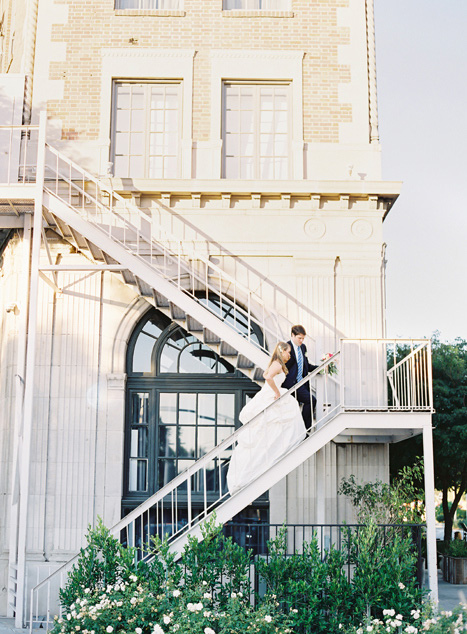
left=40, top=143, right=321, bottom=383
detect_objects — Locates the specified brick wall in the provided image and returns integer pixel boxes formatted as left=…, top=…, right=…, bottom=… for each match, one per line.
left=44, top=0, right=352, bottom=143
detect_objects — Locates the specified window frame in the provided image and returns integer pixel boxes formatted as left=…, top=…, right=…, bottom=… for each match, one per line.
left=222, top=80, right=292, bottom=180
left=222, top=0, right=291, bottom=9
left=111, top=80, right=182, bottom=179
left=123, top=312, right=262, bottom=510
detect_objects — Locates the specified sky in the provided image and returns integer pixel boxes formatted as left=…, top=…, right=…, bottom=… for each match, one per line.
left=374, top=0, right=467, bottom=343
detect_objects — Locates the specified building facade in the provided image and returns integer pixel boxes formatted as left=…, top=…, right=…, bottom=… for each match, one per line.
left=0, top=0, right=437, bottom=626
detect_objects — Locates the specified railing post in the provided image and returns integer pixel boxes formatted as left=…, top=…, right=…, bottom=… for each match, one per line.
left=16, top=110, right=47, bottom=629
left=423, top=422, right=438, bottom=604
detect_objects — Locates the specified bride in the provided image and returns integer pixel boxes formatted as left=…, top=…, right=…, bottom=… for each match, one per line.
left=227, top=341, right=307, bottom=495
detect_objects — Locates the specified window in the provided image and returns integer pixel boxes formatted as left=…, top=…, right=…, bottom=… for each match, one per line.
left=223, top=0, right=290, bottom=9
left=115, top=0, right=182, bottom=9
left=124, top=310, right=262, bottom=510
left=112, top=82, right=180, bottom=178
left=223, top=83, right=290, bottom=180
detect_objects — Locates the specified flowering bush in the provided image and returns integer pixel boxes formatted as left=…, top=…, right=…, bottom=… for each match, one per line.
left=345, top=605, right=467, bottom=634
left=50, top=516, right=428, bottom=634
left=50, top=518, right=292, bottom=634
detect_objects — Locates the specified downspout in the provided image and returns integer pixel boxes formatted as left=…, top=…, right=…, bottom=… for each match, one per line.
left=333, top=256, right=341, bottom=350
left=365, top=0, right=379, bottom=144
left=21, top=0, right=40, bottom=124
left=380, top=243, right=387, bottom=338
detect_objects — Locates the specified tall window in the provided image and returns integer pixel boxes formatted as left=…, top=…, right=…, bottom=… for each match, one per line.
left=124, top=309, right=265, bottom=527
left=223, top=83, right=290, bottom=180
left=112, top=82, right=180, bottom=178
left=223, top=0, right=291, bottom=10
left=115, top=0, right=182, bottom=10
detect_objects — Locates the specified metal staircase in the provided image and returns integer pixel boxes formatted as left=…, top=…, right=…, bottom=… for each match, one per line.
left=40, top=143, right=320, bottom=382
left=28, top=341, right=434, bottom=630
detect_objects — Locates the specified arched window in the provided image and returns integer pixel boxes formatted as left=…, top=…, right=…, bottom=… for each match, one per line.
left=123, top=308, right=267, bottom=525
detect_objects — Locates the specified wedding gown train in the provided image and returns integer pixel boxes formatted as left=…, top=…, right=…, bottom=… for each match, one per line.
left=227, top=372, right=306, bottom=495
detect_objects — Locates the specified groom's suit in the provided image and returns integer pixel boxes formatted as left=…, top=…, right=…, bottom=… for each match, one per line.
left=282, top=342, right=317, bottom=431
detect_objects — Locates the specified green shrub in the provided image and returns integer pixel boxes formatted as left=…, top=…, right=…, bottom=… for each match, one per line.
left=445, top=539, right=467, bottom=557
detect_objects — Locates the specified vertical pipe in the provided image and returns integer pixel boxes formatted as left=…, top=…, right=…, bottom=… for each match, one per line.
left=16, top=110, right=47, bottom=629
left=8, top=214, right=32, bottom=618
left=423, top=423, right=438, bottom=604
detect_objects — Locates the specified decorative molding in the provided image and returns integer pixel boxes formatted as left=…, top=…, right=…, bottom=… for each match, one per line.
left=351, top=219, right=373, bottom=240
left=107, top=373, right=127, bottom=390
left=304, top=219, right=326, bottom=240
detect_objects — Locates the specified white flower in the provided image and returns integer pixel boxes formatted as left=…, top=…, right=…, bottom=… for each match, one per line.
left=135, top=629, right=143, bottom=634
left=405, top=626, right=418, bottom=634
left=383, top=609, right=395, bottom=617
left=231, top=592, right=237, bottom=599
left=204, top=611, right=211, bottom=618
left=106, top=628, right=113, bottom=634
left=173, top=626, right=180, bottom=632
left=163, top=616, right=171, bottom=625
left=398, top=582, right=405, bottom=589
left=84, top=588, right=90, bottom=594
left=264, top=615, right=272, bottom=623
left=130, top=597, right=138, bottom=605
left=152, top=626, right=164, bottom=634
left=238, top=592, right=243, bottom=598
left=204, top=628, right=216, bottom=634
left=196, top=602, right=203, bottom=611
left=130, top=574, right=138, bottom=582
left=187, top=603, right=196, bottom=612
left=203, top=592, right=211, bottom=599
left=396, top=615, right=403, bottom=621
left=411, top=610, right=421, bottom=620
left=367, top=627, right=373, bottom=632
left=202, top=580, right=208, bottom=586
left=172, top=589, right=181, bottom=598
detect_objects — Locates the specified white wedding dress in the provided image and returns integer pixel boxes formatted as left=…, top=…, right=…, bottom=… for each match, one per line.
left=227, top=371, right=306, bottom=495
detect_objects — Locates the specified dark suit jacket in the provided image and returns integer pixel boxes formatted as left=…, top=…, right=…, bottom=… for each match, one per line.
left=282, top=341, right=318, bottom=390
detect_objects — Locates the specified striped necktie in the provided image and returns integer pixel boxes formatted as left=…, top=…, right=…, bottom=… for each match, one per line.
left=297, top=346, right=303, bottom=381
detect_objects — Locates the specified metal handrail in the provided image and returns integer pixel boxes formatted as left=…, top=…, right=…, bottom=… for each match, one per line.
left=43, top=142, right=315, bottom=347
left=43, top=144, right=306, bottom=358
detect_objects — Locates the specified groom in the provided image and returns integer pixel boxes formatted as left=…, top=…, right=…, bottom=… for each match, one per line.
left=282, top=325, right=317, bottom=431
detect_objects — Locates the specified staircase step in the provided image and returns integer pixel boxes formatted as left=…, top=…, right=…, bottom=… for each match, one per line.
left=170, top=302, right=187, bottom=320
left=236, top=354, right=254, bottom=369
left=153, top=291, right=170, bottom=308
left=220, top=341, right=238, bottom=357
left=203, top=328, right=221, bottom=345
left=134, top=277, right=153, bottom=297
left=121, top=270, right=137, bottom=286
left=186, top=316, right=204, bottom=332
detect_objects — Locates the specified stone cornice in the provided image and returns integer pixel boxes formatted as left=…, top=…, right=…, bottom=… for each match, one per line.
left=107, top=178, right=401, bottom=199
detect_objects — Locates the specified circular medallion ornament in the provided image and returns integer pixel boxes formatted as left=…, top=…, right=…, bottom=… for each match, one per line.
left=351, top=219, right=373, bottom=240
left=304, top=219, right=326, bottom=239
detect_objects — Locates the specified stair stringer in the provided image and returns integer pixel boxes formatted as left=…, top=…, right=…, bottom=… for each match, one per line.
left=42, top=189, right=269, bottom=371
left=168, top=409, right=348, bottom=554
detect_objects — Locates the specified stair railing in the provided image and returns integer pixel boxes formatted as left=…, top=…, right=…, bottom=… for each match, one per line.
left=28, top=352, right=340, bottom=631
left=340, top=339, right=433, bottom=411
left=43, top=144, right=316, bottom=356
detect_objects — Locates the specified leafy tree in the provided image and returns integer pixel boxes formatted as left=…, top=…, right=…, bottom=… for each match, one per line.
left=390, top=334, right=467, bottom=541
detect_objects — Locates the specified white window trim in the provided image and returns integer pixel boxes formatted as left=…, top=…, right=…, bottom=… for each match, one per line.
left=210, top=49, right=304, bottom=180
left=99, top=48, right=195, bottom=178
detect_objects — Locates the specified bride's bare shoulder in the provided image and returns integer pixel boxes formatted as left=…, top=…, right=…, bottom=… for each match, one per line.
left=263, top=360, right=282, bottom=379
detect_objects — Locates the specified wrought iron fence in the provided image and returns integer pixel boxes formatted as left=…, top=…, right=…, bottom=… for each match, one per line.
left=223, top=521, right=426, bottom=590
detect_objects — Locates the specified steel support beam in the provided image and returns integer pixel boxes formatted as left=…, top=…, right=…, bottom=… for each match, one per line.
left=15, top=111, right=47, bottom=628
left=423, top=422, right=438, bottom=604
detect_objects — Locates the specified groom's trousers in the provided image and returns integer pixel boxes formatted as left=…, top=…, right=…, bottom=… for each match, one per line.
left=296, top=384, right=317, bottom=431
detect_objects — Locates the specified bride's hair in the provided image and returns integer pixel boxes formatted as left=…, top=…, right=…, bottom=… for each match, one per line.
left=267, top=341, right=290, bottom=374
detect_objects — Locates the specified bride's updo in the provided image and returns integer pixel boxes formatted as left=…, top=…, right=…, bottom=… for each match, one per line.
left=267, top=341, right=290, bottom=374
